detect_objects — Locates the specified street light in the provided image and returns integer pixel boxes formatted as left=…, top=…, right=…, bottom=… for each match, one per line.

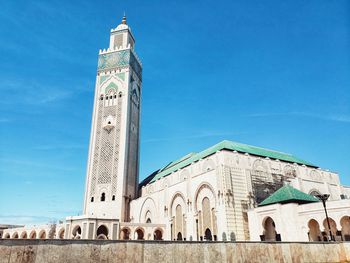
left=315, top=194, right=334, bottom=241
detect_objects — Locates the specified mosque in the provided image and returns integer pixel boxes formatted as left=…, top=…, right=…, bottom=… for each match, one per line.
left=2, top=16, right=350, bottom=242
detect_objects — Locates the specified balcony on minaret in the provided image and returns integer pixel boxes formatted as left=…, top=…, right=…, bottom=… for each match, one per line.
left=109, top=15, right=135, bottom=50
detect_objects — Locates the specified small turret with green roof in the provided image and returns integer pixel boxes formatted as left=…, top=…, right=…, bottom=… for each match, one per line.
left=258, top=185, right=319, bottom=207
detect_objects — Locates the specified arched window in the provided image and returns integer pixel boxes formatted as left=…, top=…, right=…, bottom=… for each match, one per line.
left=340, top=216, right=350, bottom=241
left=154, top=229, right=162, bottom=240
left=119, top=92, right=122, bottom=97
left=205, top=228, right=212, bottom=241
left=112, top=195, right=115, bottom=201
left=177, top=232, right=182, bottom=241
left=136, top=228, right=144, bottom=240
left=58, top=228, right=65, bottom=239
left=91, top=197, right=94, bottom=202
left=308, top=219, right=321, bottom=241
left=39, top=231, right=46, bottom=239
left=101, top=193, right=105, bottom=202
left=309, top=190, right=321, bottom=197
left=262, top=217, right=280, bottom=241
left=146, top=218, right=151, bottom=223
left=29, top=231, right=36, bottom=239
left=72, top=226, right=81, bottom=239
left=120, top=228, right=130, bottom=240
left=96, top=225, right=109, bottom=239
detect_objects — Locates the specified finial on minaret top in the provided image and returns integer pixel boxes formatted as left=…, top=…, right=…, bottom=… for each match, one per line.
left=122, top=13, right=127, bottom=25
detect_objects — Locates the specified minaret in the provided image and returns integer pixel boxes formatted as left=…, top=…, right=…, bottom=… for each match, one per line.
left=83, top=15, right=142, bottom=222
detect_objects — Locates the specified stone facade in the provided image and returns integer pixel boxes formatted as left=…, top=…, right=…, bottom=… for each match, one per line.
left=1, top=240, right=350, bottom=263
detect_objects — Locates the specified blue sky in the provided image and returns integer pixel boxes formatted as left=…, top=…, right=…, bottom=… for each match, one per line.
left=0, top=0, right=349, bottom=225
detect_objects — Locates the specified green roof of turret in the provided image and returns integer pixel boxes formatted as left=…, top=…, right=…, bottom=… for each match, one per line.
left=258, top=185, right=319, bottom=206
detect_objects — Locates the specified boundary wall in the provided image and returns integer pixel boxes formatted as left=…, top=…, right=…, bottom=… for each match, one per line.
left=1, top=240, right=350, bottom=263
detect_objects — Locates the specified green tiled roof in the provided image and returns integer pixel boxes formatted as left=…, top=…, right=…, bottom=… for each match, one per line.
left=146, top=140, right=317, bottom=184
left=259, top=185, right=319, bottom=206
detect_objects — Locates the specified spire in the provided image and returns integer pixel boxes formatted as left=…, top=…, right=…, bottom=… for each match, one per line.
left=121, top=13, right=127, bottom=25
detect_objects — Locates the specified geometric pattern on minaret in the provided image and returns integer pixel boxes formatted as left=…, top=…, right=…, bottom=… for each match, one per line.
left=83, top=16, right=142, bottom=221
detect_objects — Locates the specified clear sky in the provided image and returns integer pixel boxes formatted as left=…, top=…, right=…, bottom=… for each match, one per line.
left=0, top=0, right=349, bottom=225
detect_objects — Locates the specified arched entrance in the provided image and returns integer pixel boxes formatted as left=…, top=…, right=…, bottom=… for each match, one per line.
left=177, top=232, right=182, bottom=241
left=58, top=228, right=65, bottom=239
left=29, top=231, right=36, bottom=239
left=4, top=233, right=10, bottom=239
left=135, top=228, right=144, bottom=240
left=72, top=226, right=81, bottom=239
left=96, top=225, right=109, bottom=239
left=308, top=219, right=321, bottom=241
left=204, top=228, right=212, bottom=241
left=120, top=228, right=130, bottom=240
left=12, top=232, right=19, bottom=239
left=153, top=229, right=162, bottom=240
left=323, top=217, right=337, bottom=241
left=262, top=217, right=280, bottom=241
left=340, top=216, right=350, bottom=241
left=20, top=232, right=28, bottom=239
left=39, top=230, right=46, bottom=239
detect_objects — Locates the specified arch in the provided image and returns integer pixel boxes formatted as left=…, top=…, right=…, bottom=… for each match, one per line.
left=194, top=183, right=216, bottom=212
left=202, top=158, right=216, bottom=172
left=205, top=228, right=212, bottom=241
left=29, top=230, right=36, bottom=239
left=309, top=189, right=321, bottom=197
left=222, top=232, right=227, bottom=241
left=230, top=232, right=236, bottom=241
left=170, top=192, right=186, bottom=217
left=12, top=232, right=19, bottom=239
left=340, top=216, right=350, bottom=241
left=139, top=197, right=157, bottom=223
left=100, top=192, right=106, bottom=202
left=20, top=231, right=28, bottom=239
left=180, top=169, right=190, bottom=181
left=194, top=183, right=217, bottom=241
left=96, top=225, right=109, bottom=240
left=323, top=217, right=337, bottom=240
left=135, top=228, right=144, bottom=240
left=177, top=232, right=183, bottom=241
left=72, top=225, right=82, bottom=239
left=308, top=219, right=321, bottom=241
left=99, top=76, right=123, bottom=95
left=4, top=233, right=10, bottom=239
left=262, top=217, right=278, bottom=241
left=38, top=230, right=46, bottom=239
left=58, top=228, right=65, bottom=239
left=284, top=165, right=297, bottom=178
left=153, top=229, right=163, bottom=240
left=120, top=227, right=130, bottom=240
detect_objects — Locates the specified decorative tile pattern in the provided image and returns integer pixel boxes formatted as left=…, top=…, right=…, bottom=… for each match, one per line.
left=97, top=50, right=142, bottom=80
left=98, top=50, right=129, bottom=70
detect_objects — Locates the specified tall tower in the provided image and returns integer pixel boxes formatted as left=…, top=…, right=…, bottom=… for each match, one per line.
left=83, top=16, right=142, bottom=222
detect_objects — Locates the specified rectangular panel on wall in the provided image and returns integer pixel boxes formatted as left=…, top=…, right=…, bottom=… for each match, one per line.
left=112, top=223, right=119, bottom=240
left=83, top=223, right=87, bottom=239
left=65, top=224, right=70, bottom=239
left=88, top=223, right=94, bottom=239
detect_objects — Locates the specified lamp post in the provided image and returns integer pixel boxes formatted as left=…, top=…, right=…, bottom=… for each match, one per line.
left=315, top=194, right=334, bottom=241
